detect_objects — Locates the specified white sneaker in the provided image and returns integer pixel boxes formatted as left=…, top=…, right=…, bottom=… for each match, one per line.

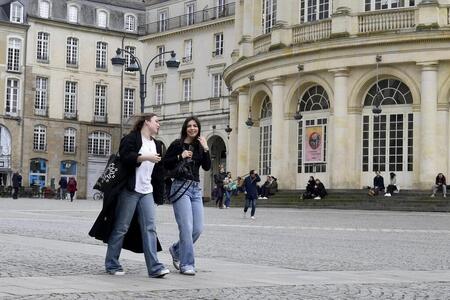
left=258, top=196, right=263, bottom=199
left=444, top=195, right=447, bottom=198
left=262, top=197, right=268, bottom=200
left=107, top=270, right=125, bottom=276
left=314, top=196, right=321, bottom=200
left=431, top=194, right=435, bottom=198
left=384, top=193, right=391, bottom=197
left=250, top=216, right=255, bottom=220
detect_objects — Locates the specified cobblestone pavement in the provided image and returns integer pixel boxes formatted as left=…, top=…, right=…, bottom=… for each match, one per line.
left=1, top=198, right=450, bottom=299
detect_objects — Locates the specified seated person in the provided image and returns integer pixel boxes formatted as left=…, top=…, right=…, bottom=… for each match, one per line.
left=431, top=172, right=447, bottom=198
left=259, top=176, right=273, bottom=199
left=368, top=171, right=385, bottom=196
left=236, top=176, right=245, bottom=193
left=269, top=177, right=278, bottom=196
left=385, top=172, right=398, bottom=196
left=312, top=178, right=327, bottom=200
left=302, top=176, right=315, bottom=199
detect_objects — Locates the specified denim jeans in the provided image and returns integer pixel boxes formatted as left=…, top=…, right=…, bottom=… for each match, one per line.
left=224, top=190, right=232, bottom=208
left=170, top=179, right=203, bottom=272
left=244, top=197, right=256, bottom=217
left=105, top=189, right=165, bottom=277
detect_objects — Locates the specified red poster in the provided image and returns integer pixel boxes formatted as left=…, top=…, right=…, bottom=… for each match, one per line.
left=304, top=126, right=323, bottom=163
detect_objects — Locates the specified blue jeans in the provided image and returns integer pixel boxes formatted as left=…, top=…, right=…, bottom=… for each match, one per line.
left=170, top=180, right=203, bottom=272
left=105, top=189, right=165, bottom=277
left=224, top=190, right=232, bottom=207
left=244, top=197, right=256, bottom=216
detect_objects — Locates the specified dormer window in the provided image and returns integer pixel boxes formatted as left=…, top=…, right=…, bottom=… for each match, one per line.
left=97, top=10, right=108, bottom=28
left=39, top=0, right=50, bottom=19
left=68, top=5, right=79, bottom=23
left=10, top=2, right=23, bottom=23
left=125, top=14, right=136, bottom=32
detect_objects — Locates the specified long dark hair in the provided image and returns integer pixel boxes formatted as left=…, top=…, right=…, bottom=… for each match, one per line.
left=180, top=116, right=201, bottom=144
left=132, top=113, right=157, bottom=132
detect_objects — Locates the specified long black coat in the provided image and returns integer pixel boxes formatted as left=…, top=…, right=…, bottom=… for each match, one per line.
left=88, top=131, right=165, bottom=253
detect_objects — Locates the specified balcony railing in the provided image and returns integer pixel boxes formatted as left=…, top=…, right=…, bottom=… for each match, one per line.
left=64, top=111, right=78, bottom=120
left=139, top=2, right=235, bottom=35
left=292, top=19, right=332, bottom=45
left=253, top=33, right=271, bottom=55
left=34, top=107, right=48, bottom=117
left=93, top=114, right=107, bottom=123
left=358, top=8, right=415, bottom=34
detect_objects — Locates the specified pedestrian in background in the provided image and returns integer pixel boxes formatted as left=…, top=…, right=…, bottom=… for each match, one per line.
left=67, top=177, right=77, bottom=202
left=163, top=116, right=211, bottom=276
left=11, top=170, right=22, bottom=199
left=58, top=177, right=68, bottom=200
left=243, top=170, right=261, bottom=219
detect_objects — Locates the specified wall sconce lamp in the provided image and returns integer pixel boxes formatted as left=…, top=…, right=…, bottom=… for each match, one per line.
left=245, top=74, right=255, bottom=128
left=225, top=125, right=232, bottom=139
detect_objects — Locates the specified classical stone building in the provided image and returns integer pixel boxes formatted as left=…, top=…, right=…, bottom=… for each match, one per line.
left=224, top=0, right=450, bottom=190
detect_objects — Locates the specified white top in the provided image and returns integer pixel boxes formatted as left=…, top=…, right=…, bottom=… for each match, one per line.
left=134, top=135, right=156, bottom=194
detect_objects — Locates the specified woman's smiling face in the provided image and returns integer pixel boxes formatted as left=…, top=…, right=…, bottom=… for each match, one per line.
left=186, top=119, right=199, bottom=139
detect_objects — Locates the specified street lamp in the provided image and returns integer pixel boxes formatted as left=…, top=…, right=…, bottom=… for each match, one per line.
left=111, top=48, right=180, bottom=113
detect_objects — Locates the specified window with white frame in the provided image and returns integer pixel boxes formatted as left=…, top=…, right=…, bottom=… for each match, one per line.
left=186, top=3, right=195, bottom=25
left=365, top=0, right=415, bottom=11
left=97, top=10, right=108, bottom=27
left=182, top=78, right=192, bottom=102
left=362, top=78, right=413, bottom=172
left=66, top=37, right=78, bottom=66
left=297, top=85, right=330, bottom=173
left=39, top=0, right=50, bottom=18
left=158, top=10, right=168, bottom=32
left=262, top=0, right=277, bottom=34
left=64, top=81, right=77, bottom=115
left=184, top=39, right=192, bottom=62
left=10, top=2, right=23, bottom=23
left=7, top=38, right=21, bottom=72
left=68, top=5, right=78, bottom=23
left=259, top=96, right=272, bottom=175
left=155, top=82, right=165, bottom=105
left=94, top=85, right=107, bottom=117
left=213, top=33, right=223, bottom=57
left=123, top=88, right=135, bottom=119
left=5, top=78, right=19, bottom=115
left=35, top=77, right=48, bottom=114
left=156, top=45, right=165, bottom=67
left=88, top=131, right=111, bottom=156
left=299, top=0, right=331, bottom=23
left=124, top=46, right=136, bottom=71
left=216, top=0, right=226, bottom=17
left=125, top=14, right=136, bottom=31
left=64, top=128, right=76, bottom=153
left=37, top=32, right=49, bottom=62
left=33, top=125, right=47, bottom=151
left=96, top=42, right=107, bottom=69
left=211, top=73, right=222, bottom=98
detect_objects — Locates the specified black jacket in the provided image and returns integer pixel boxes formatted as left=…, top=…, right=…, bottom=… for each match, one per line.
left=88, top=131, right=164, bottom=253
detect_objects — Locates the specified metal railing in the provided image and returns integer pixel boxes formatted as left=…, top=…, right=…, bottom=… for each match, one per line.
left=34, top=106, right=48, bottom=117
left=93, top=114, right=107, bottom=123
left=64, top=111, right=78, bottom=120
left=139, top=2, right=235, bottom=35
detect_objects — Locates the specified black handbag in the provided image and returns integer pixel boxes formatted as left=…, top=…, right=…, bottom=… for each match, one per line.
left=93, top=153, right=124, bottom=193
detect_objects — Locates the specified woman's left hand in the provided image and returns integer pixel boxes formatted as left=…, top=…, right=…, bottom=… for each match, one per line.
left=198, top=136, right=209, bottom=151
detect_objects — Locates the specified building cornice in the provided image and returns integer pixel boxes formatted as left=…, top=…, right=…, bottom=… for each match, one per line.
left=139, top=16, right=233, bottom=41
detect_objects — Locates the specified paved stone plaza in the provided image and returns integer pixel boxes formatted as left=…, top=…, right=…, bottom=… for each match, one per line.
left=0, top=198, right=450, bottom=299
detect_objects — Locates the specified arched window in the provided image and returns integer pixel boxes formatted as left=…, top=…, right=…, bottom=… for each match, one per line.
left=5, top=78, right=19, bottom=115
left=259, top=96, right=272, bottom=175
left=297, top=85, right=330, bottom=173
left=66, top=37, right=78, bottom=66
left=97, top=10, right=108, bottom=27
left=7, top=37, right=21, bottom=71
left=96, top=41, right=107, bottom=69
left=39, top=0, right=50, bottom=18
left=88, top=131, right=111, bottom=156
left=10, top=2, right=23, bottom=23
left=64, top=128, right=76, bottom=153
left=125, top=14, right=136, bottom=31
left=68, top=5, right=79, bottom=23
left=362, top=78, right=413, bottom=173
left=33, top=125, right=47, bottom=151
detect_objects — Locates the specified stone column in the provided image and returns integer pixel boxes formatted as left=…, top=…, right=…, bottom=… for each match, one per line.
left=329, top=68, right=349, bottom=188
left=240, top=0, right=255, bottom=57
left=237, top=88, right=250, bottom=177
left=269, top=78, right=286, bottom=187
left=228, top=95, right=238, bottom=178
left=418, top=62, right=439, bottom=187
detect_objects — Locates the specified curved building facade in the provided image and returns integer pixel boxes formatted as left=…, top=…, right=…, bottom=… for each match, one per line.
left=224, top=0, right=450, bottom=190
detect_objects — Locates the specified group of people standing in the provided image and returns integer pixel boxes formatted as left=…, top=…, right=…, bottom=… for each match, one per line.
left=89, top=114, right=210, bottom=278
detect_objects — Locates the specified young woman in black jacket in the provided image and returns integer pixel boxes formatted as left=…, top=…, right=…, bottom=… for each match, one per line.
left=163, top=116, right=211, bottom=275
left=104, top=113, right=169, bottom=278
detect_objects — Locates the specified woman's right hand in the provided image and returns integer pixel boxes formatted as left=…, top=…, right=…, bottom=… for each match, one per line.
left=148, top=153, right=161, bottom=163
left=181, top=150, right=193, bottom=159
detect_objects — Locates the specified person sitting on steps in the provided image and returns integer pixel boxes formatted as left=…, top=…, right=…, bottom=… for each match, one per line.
left=431, top=173, right=447, bottom=198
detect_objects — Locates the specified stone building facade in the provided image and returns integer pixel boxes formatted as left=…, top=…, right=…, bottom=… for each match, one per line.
left=224, top=0, right=450, bottom=190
